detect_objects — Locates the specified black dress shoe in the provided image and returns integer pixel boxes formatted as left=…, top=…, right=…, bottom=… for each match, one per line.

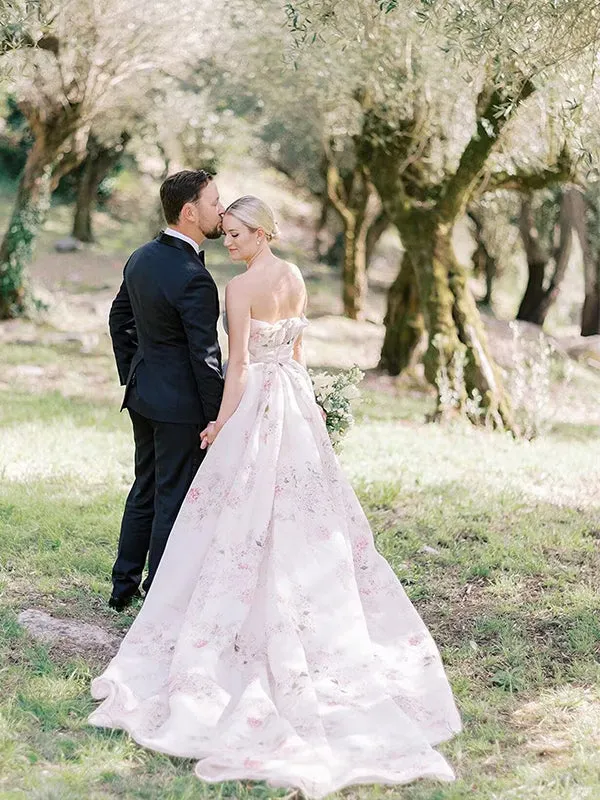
left=108, top=589, right=142, bottom=612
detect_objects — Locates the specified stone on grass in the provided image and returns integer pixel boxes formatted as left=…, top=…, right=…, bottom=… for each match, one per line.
left=54, top=237, right=83, bottom=253
left=18, top=609, right=120, bottom=656
left=419, top=545, right=441, bottom=556
left=525, top=737, right=571, bottom=756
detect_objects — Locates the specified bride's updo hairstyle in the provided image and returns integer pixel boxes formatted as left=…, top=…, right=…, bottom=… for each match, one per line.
left=224, top=195, right=280, bottom=242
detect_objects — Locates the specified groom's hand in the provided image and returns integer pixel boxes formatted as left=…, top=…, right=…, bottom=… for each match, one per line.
left=200, top=421, right=219, bottom=450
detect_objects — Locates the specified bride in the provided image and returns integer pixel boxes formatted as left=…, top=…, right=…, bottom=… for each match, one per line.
left=89, top=195, right=461, bottom=799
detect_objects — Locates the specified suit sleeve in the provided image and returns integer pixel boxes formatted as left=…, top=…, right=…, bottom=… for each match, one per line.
left=177, top=271, right=224, bottom=422
left=109, top=269, right=138, bottom=385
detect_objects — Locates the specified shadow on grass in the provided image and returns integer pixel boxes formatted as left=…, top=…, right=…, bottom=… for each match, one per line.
left=0, top=390, right=127, bottom=430
left=549, top=420, right=600, bottom=442
left=357, top=477, right=600, bottom=693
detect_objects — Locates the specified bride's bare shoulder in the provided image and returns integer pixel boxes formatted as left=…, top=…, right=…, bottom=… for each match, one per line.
left=225, top=272, right=249, bottom=292
left=276, top=258, right=304, bottom=280
left=224, top=274, right=252, bottom=307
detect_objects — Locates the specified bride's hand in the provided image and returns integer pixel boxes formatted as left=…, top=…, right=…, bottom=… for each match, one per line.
left=200, top=421, right=220, bottom=450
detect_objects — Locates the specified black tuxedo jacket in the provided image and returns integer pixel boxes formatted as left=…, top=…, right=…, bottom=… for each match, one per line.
left=109, top=232, right=224, bottom=425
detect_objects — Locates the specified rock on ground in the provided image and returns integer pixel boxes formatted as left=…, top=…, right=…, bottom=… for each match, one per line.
left=54, top=237, right=83, bottom=253
left=18, top=609, right=121, bottom=656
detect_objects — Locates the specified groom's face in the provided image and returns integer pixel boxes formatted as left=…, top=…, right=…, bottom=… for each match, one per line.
left=187, top=181, right=225, bottom=240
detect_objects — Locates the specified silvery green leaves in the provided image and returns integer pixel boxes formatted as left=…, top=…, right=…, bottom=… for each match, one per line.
left=310, top=365, right=364, bottom=450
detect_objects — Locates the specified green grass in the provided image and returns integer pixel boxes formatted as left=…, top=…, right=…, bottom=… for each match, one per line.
left=0, top=388, right=122, bottom=428
left=1, top=370, right=599, bottom=799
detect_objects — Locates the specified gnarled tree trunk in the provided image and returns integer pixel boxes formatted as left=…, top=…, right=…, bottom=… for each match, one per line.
left=582, top=259, right=600, bottom=336
left=378, top=250, right=423, bottom=374
left=397, top=211, right=511, bottom=427
left=366, top=208, right=389, bottom=269
left=358, top=76, right=573, bottom=431
left=326, top=156, right=381, bottom=320
left=469, top=209, right=496, bottom=306
left=516, top=189, right=574, bottom=326
left=72, top=132, right=129, bottom=243
left=359, top=86, right=523, bottom=429
left=570, top=189, right=600, bottom=336
left=0, top=100, right=87, bottom=319
left=0, top=150, right=53, bottom=318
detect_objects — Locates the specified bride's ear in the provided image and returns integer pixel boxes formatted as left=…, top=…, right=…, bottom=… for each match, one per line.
left=256, top=227, right=266, bottom=243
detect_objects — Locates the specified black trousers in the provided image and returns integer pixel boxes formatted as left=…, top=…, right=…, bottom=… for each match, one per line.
left=111, top=409, right=204, bottom=599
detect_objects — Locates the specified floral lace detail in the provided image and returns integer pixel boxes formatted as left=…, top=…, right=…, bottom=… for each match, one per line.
left=247, top=316, right=308, bottom=364
left=89, top=315, right=461, bottom=799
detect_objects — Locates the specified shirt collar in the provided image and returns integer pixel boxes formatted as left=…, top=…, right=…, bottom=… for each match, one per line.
left=164, top=227, right=201, bottom=255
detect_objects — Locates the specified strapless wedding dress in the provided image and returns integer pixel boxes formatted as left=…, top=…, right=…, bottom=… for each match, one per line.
left=89, top=315, right=461, bottom=798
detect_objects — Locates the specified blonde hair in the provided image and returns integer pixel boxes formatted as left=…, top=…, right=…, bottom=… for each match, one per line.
left=224, top=195, right=280, bottom=242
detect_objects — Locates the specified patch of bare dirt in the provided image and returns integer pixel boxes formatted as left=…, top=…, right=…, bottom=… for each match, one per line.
left=18, top=609, right=121, bottom=658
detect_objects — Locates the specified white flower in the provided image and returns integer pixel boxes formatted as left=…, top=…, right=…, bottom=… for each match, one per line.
left=341, top=384, right=360, bottom=400
left=311, top=374, right=335, bottom=394
left=311, top=365, right=364, bottom=450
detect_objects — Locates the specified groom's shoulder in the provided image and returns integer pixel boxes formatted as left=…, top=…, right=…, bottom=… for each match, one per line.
left=126, top=237, right=198, bottom=276
left=125, top=237, right=213, bottom=285
left=129, top=236, right=171, bottom=260
left=125, top=237, right=162, bottom=267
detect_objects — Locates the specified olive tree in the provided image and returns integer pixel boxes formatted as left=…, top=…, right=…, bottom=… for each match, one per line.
left=0, top=0, right=220, bottom=318
left=284, top=0, right=600, bottom=429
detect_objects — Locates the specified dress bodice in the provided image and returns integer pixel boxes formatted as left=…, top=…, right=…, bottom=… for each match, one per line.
left=223, top=312, right=309, bottom=365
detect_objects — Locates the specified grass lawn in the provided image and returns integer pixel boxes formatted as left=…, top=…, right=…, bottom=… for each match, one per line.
left=1, top=178, right=600, bottom=798
left=1, top=371, right=599, bottom=799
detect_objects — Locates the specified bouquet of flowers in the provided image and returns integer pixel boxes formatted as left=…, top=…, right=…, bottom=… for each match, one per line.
left=309, top=365, right=365, bottom=450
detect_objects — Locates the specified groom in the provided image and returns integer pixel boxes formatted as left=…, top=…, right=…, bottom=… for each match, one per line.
left=108, top=169, right=225, bottom=611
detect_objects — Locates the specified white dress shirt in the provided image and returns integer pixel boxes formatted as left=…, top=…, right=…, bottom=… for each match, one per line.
left=164, top=227, right=201, bottom=255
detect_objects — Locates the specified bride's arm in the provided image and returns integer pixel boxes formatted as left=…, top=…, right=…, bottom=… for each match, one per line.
left=293, top=291, right=308, bottom=368
left=215, top=280, right=251, bottom=430
left=293, top=331, right=306, bottom=368
left=201, top=280, right=251, bottom=447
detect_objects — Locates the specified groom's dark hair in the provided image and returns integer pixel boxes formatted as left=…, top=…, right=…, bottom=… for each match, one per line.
left=160, top=169, right=214, bottom=224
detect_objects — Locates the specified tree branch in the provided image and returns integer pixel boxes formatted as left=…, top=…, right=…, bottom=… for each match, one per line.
left=326, top=159, right=354, bottom=223
left=437, top=78, right=536, bottom=223
left=483, top=147, right=573, bottom=193
left=519, top=196, right=548, bottom=266
left=0, top=26, right=59, bottom=56
left=357, top=109, right=412, bottom=222
left=548, top=187, right=575, bottom=293
left=323, top=137, right=351, bottom=211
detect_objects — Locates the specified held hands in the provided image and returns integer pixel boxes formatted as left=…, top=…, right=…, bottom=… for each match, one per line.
left=200, top=421, right=221, bottom=450
left=201, top=407, right=324, bottom=450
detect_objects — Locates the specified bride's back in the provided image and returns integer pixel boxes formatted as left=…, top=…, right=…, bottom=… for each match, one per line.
left=244, top=258, right=306, bottom=323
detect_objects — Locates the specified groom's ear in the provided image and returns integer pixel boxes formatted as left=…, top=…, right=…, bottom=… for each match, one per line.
left=180, top=201, right=195, bottom=223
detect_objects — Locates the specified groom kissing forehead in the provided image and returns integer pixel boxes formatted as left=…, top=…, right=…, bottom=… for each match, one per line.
left=160, top=169, right=225, bottom=242
left=107, top=168, right=225, bottom=612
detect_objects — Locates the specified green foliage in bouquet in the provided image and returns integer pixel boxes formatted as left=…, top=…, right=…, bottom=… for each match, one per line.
left=310, top=365, right=364, bottom=450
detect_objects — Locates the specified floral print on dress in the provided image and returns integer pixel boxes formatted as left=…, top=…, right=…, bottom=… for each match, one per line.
left=89, top=315, right=461, bottom=799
